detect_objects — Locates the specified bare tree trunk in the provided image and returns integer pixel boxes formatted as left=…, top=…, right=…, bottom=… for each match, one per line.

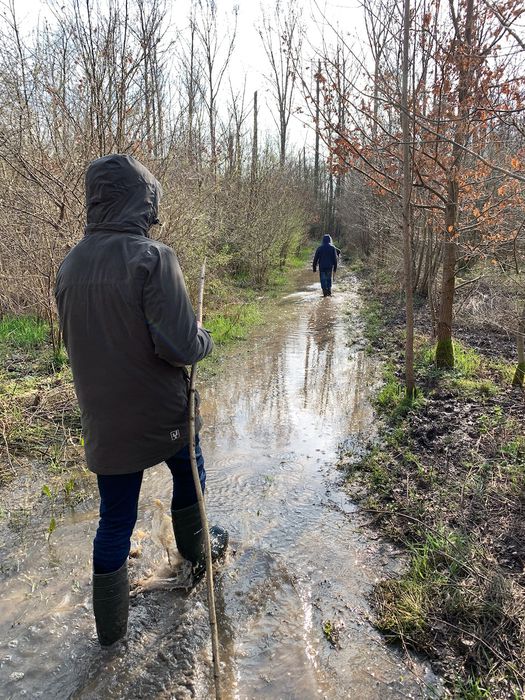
left=196, top=1, right=236, bottom=178
left=259, top=2, right=300, bottom=169
left=436, top=179, right=458, bottom=368
left=435, top=0, right=474, bottom=369
left=226, top=131, right=234, bottom=176
left=187, top=18, right=196, bottom=162
left=327, top=140, right=334, bottom=234
left=512, top=303, right=525, bottom=387
left=401, top=0, right=415, bottom=396
left=251, top=90, right=258, bottom=185
left=314, top=60, right=320, bottom=198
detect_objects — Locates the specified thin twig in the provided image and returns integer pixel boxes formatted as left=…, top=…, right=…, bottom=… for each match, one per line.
left=188, top=259, right=222, bottom=700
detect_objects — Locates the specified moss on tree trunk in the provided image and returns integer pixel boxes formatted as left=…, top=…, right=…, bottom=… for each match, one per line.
left=513, top=305, right=525, bottom=387
left=435, top=337, right=454, bottom=369
left=512, top=362, right=525, bottom=387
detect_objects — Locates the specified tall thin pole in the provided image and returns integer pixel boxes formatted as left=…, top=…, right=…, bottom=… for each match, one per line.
left=188, top=260, right=222, bottom=699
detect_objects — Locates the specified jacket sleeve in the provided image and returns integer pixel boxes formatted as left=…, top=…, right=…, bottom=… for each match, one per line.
left=333, top=247, right=338, bottom=272
left=313, top=248, right=319, bottom=272
left=142, top=245, right=213, bottom=366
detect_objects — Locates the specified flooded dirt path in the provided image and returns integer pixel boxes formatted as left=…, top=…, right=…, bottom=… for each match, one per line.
left=0, top=269, right=439, bottom=699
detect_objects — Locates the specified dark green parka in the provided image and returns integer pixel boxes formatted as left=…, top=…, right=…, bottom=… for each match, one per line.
left=55, top=154, right=213, bottom=475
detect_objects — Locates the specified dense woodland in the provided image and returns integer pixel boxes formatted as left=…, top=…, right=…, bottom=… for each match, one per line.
left=1, top=0, right=525, bottom=697
left=309, top=0, right=525, bottom=391
left=0, top=0, right=523, bottom=384
left=0, top=0, right=316, bottom=350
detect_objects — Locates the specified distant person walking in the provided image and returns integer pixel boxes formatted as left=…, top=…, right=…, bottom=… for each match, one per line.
left=313, top=234, right=338, bottom=297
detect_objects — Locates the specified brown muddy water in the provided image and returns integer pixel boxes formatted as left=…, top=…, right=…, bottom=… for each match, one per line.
left=0, top=269, right=440, bottom=699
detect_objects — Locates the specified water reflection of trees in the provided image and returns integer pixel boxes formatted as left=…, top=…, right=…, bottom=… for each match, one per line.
left=202, top=296, right=373, bottom=450
left=303, top=301, right=337, bottom=416
left=259, top=343, right=291, bottom=443
left=202, top=325, right=294, bottom=447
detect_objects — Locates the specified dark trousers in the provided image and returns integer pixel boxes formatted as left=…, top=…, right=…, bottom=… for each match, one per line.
left=319, top=269, right=333, bottom=291
left=93, top=436, right=206, bottom=574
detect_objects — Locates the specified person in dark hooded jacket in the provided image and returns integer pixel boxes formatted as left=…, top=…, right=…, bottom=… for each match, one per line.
left=55, top=154, right=228, bottom=647
left=313, top=234, right=338, bottom=296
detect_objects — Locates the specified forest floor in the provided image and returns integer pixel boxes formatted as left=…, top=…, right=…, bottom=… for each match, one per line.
left=340, top=263, right=525, bottom=699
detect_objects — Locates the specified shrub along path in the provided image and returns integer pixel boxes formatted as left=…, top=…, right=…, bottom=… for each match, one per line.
left=340, top=269, right=525, bottom=699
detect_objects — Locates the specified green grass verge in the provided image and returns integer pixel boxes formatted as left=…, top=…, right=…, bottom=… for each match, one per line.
left=268, top=244, right=315, bottom=292
left=376, top=363, right=426, bottom=417
left=205, top=302, right=262, bottom=345
left=414, top=337, right=499, bottom=398
left=361, top=298, right=384, bottom=349
left=0, top=315, right=49, bottom=351
left=205, top=244, right=313, bottom=347
left=0, top=365, right=84, bottom=488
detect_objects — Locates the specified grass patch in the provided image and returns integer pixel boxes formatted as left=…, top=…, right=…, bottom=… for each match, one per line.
left=205, top=302, right=262, bottom=345
left=376, top=530, right=470, bottom=639
left=442, top=376, right=498, bottom=398
left=268, top=267, right=290, bottom=290
left=347, top=257, right=365, bottom=274
left=414, top=337, right=499, bottom=398
left=452, top=677, right=492, bottom=699
left=205, top=244, right=313, bottom=347
left=416, top=338, right=483, bottom=379
left=0, top=315, right=49, bottom=351
left=375, top=528, right=524, bottom=695
left=490, top=359, right=515, bottom=386
left=0, top=368, right=83, bottom=485
left=288, top=245, right=314, bottom=268
left=375, top=363, right=425, bottom=417
left=361, top=298, right=384, bottom=349
left=268, top=244, right=315, bottom=292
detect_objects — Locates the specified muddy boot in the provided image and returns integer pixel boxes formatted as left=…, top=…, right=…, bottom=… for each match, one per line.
left=322, top=288, right=328, bottom=297
left=172, top=502, right=229, bottom=579
left=92, top=562, right=129, bottom=647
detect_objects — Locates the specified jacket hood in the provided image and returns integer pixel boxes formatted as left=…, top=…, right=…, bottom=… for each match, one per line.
left=322, top=234, right=332, bottom=245
left=85, top=154, right=162, bottom=236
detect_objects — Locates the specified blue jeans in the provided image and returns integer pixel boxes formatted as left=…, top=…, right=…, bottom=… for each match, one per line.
left=93, top=436, right=206, bottom=574
left=319, top=269, right=333, bottom=291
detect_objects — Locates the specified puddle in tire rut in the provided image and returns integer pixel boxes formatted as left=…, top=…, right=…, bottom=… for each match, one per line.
left=0, top=269, right=441, bottom=699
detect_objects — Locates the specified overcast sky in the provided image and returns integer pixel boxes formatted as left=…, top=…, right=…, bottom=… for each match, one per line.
left=10, top=0, right=366, bottom=155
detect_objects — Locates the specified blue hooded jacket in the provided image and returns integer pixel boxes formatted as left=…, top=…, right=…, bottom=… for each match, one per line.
left=313, top=235, right=338, bottom=272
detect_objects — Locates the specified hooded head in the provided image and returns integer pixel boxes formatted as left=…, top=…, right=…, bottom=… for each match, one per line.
left=322, top=234, right=332, bottom=245
left=84, top=154, right=162, bottom=237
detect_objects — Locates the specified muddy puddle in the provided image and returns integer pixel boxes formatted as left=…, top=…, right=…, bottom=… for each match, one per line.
left=0, top=269, right=440, bottom=699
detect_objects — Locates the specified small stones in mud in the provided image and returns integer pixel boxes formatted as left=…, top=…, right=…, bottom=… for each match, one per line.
left=322, top=619, right=345, bottom=649
left=9, top=671, right=25, bottom=681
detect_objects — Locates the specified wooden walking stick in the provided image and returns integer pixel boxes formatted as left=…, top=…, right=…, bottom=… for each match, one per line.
left=188, top=260, right=222, bottom=700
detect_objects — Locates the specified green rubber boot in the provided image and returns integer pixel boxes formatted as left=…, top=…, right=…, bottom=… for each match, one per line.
left=92, top=562, right=129, bottom=646
left=172, top=502, right=229, bottom=578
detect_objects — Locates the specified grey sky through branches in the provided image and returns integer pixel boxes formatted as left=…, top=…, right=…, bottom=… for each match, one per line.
left=11, top=0, right=365, bottom=155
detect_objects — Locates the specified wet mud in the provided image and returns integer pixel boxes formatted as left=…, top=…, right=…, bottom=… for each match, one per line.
left=0, top=269, right=440, bottom=699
